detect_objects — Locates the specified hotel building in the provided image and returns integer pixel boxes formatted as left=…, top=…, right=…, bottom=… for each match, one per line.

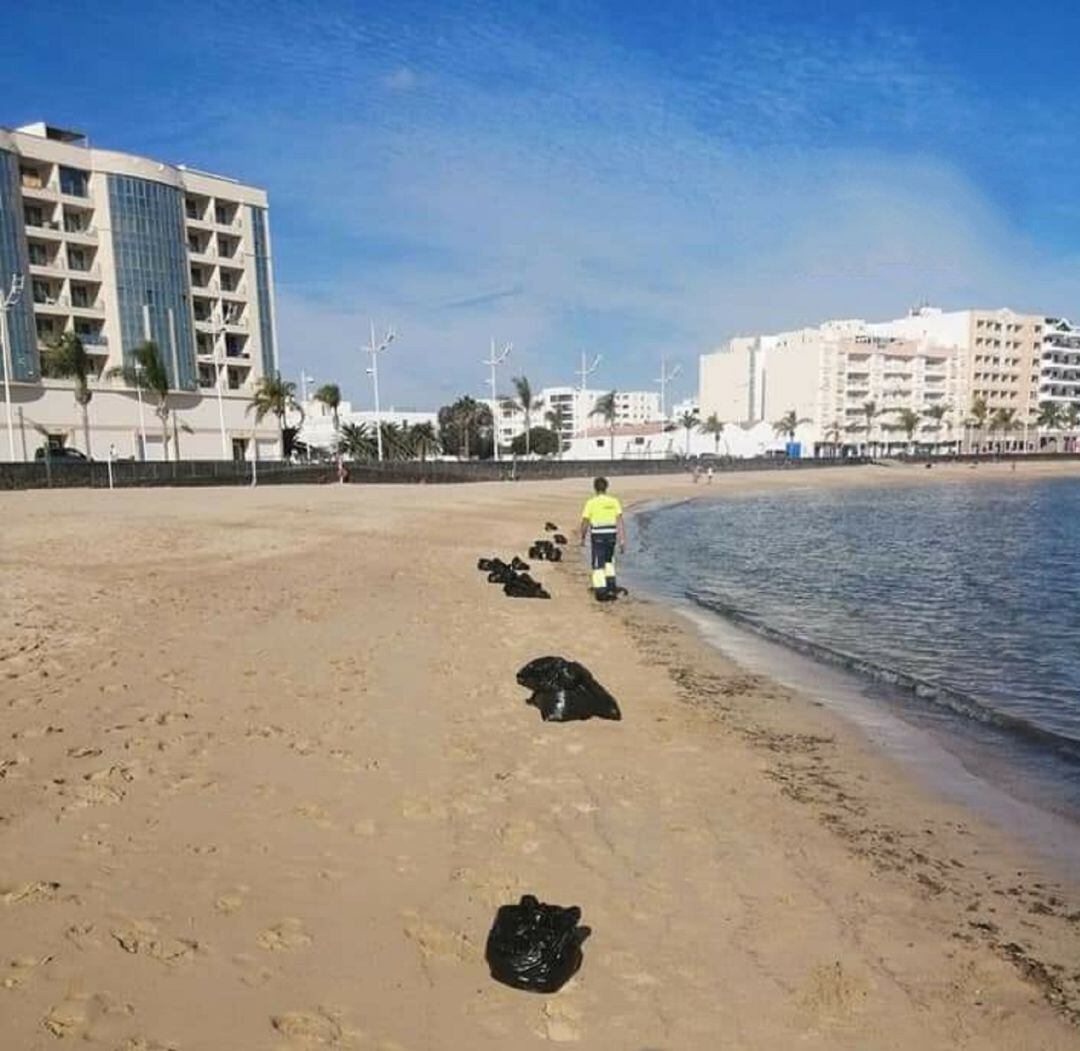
left=700, top=307, right=1050, bottom=454
left=0, top=121, right=282, bottom=460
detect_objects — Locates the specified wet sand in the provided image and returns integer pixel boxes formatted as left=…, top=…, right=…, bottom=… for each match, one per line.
left=1, top=461, right=1079, bottom=1049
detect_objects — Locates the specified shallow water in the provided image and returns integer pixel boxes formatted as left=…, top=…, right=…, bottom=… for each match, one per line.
left=628, top=476, right=1080, bottom=822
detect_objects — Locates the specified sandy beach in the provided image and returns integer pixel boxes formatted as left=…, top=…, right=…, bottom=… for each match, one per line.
left=2, top=461, right=1079, bottom=1050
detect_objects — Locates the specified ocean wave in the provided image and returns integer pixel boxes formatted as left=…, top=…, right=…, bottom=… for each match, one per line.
left=686, top=589, right=1080, bottom=766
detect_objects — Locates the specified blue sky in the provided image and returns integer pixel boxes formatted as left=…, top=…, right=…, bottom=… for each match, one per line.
left=3, top=0, right=1079, bottom=409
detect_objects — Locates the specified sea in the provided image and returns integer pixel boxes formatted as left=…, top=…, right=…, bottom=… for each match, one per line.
left=627, top=474, right=1080, bottom=845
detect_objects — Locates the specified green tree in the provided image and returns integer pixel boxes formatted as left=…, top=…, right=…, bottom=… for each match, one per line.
left=510, top=426, right=559, bottom=457
left=378, top=420, right=410, bottom=461
left=437, top=396, right=493, bottom=460
left=544, top=403, right=570, bottom=458
left=248, top=373, right=301, bottom=459
left=773, top=409, right=810, bottom=444
left=108, top=340, right=171, bottom=460
left=1063, top=403, right=1080, bottom=451
left=502, top=376, right=543, bottom=456
left=679, top=409, right=699, bottom=456
left=968, top=396, right=990, bottom=454
left=861, top=399, right=879, bottom=456
left=991, top=406, right=1018, bottom=451
left=590, top=391, right=618, bottom=462
left=314, top=383, right=342, bottom=433
left=922, top=403, right=951, bottom=453
left=822, top=419, right=844, bottom=458
left=889, top=407, right=922, bottom=453
left=408, top=421, right=441, bottom=462
left=698, top=413, right=726, bottom=454
left=338, top=421, right=376, bottom=460
left=42, top=332, right=94, bottom=458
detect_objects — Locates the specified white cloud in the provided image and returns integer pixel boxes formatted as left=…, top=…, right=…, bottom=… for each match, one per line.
left=382, top=66, right=417, bottom=91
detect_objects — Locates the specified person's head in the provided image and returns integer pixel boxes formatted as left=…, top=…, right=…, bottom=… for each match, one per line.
left=593, top=477, right=608, bottom=493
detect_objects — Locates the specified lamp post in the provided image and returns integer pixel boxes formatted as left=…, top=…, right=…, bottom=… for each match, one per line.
left=1, top=273, right=26, bottom=461
left=575, top=350, right=601, bottom=440
left=134, top=361, right=148, bottom=461
left=482, top=338, right=511, bottom=461
left=212, top=304, right=233, bottom=459
left=364, top=321, right=395, bottom=462
left=655, top=355, right=681, bottom=424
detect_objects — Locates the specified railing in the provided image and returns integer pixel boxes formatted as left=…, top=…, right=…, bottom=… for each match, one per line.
left=79, top=333, right=108, bottom=346
left=67, top=262, right=100, bottom=277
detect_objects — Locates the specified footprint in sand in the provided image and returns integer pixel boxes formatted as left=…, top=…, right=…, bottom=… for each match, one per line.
left=294, top=803, right=334, bottom=829
left=215, top=888, right=248, bottom=915
left=795, top=960, right=867, bottom=1025
left=43, top=991, right=134, bottom=1039
left=110, top=920, right=199, bottom=965
left=0, top=880, right=60, bottom=905
left=270, top=1007, right=363, bottom=1047
left=534, top=999, right=584, bottom=1043
left=402, top=911, right=477, bottom=967
left=116, top=1038, right=181, bottom=1051
left=350, top=818, right=377, bottom=837
left=258, top=918, right=313, bottom=952
left=2, top=953, right=52, bottom=989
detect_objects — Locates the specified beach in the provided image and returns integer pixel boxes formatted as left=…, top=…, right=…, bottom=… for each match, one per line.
left=2, top=462, right=1079, bottom=1050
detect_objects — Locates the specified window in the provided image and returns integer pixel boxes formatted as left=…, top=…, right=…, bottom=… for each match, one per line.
left=59, top=166, right=89, bottom=197
left=28, top=243, right=48, bottom=265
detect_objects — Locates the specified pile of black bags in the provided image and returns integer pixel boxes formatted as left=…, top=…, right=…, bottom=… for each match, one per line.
left=516, top=656, right=622, bottom=722
left=528, top=539, right=562, bottom=562
left=485, top=894, right=590, bottom=993
left=477, top=557, right=550, bottom=599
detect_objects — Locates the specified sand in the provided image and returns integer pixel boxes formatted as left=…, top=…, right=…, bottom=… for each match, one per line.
left=1, top=461, right=1079, bottom=1050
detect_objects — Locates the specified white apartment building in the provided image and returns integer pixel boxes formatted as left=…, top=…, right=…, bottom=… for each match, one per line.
left=486, top=386, right=662, bottom=452
left=299, top=398, right=438, bottom=451
left=0, top=121, right=281, bottom=461
left=700, top=307, right=1048, bottom=454
left=1037, top=318, right=1080, bottom=407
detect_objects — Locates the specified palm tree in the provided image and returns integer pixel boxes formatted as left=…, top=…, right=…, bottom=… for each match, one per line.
left=1063, top=403, right=1080, bottom=453
left=247, top=373, right=300, bottom=459
left=861, top=400, right=879, bottom=456
left=544, top=403, right=569, bottom=459
left=409, top=421, right=441, bottom=462
left=888, top=407, right=922, bottom=454
left=991, top=406, right=1018, bottom=453
left=42, top=332, right=94, bottom=458
left=922, top=403, right=951, bottom=455
left=1036, top=401, right=1064, bottom=452
left=968, top=396, right=990, bottom=454
left=698, top=413, right=726, bottom=455
left=337, top=422, right=377, bottom=460
left=452, top=397, right=487, bottom=460
left=590, top=391, right=618, bottom=462
left=773, top=409, right=810, bottom=445
left=108, top=341, right=171, bottom=460
left=822, top=419, right=844, bottom=458
left=314, top=383, right=342, bottom=434
left=378, top=420, right=410, bottom=461
left=677, top=409, right=698, bottom=456
left=503, top=375, right=543, bottom=456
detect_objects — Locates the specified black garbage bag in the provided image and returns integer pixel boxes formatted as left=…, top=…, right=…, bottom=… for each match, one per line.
left=477, top=557, right=494, bottom=571
left=516, top=656, right=621, bottom=721
left=504, top=574, right=550, bottom=599
left=553, top=534, right=568, bottom=545
left=544, top=522, right=559, bottom=532
left=485, top=895, right=589, bottom=993
left=511, top=556, right=530, bottom=572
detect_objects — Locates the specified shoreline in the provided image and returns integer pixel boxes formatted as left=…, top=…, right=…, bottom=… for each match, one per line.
left=1, top=462, right=1078, bottom=1047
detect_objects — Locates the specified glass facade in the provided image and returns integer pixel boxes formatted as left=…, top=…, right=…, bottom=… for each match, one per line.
left=0, top=148, right=39, bottom=380
left=107, top=173, right=196, bottom=390
left=248, top=205, right=276, bottom=376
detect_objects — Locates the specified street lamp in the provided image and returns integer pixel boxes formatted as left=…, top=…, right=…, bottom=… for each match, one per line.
left=575, top=350, right=601, bottom=440
left=655, top=355, right=681, bottom=423
left=482, top=338, right=511, bottom=462
left=364, top=321, right=395, bottom=462
left=212, top=303, right=234, bottom=459
left=1, top=273, right=26, bottom=461
left=133, top=361, right=148, bottom=461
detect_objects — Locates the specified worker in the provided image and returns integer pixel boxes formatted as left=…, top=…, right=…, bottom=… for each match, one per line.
left=580, top=476, right=626, bottom=602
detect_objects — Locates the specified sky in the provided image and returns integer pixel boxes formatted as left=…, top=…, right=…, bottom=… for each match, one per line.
left=3, top=0, right=1080, bottom=410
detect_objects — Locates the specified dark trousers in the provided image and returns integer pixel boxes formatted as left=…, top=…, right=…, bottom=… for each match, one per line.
left=590, top=532, right=617, bottom=593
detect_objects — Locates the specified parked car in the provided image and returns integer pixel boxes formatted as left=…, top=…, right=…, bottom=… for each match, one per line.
left=34, top=446, right=89, bottom=462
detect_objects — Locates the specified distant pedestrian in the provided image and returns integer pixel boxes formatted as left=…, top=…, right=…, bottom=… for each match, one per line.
left=706, top=466, right=714, bottom=484
left=692, top=464, right=701, bottom=484
left=580, top=477, right=626, bottom=602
